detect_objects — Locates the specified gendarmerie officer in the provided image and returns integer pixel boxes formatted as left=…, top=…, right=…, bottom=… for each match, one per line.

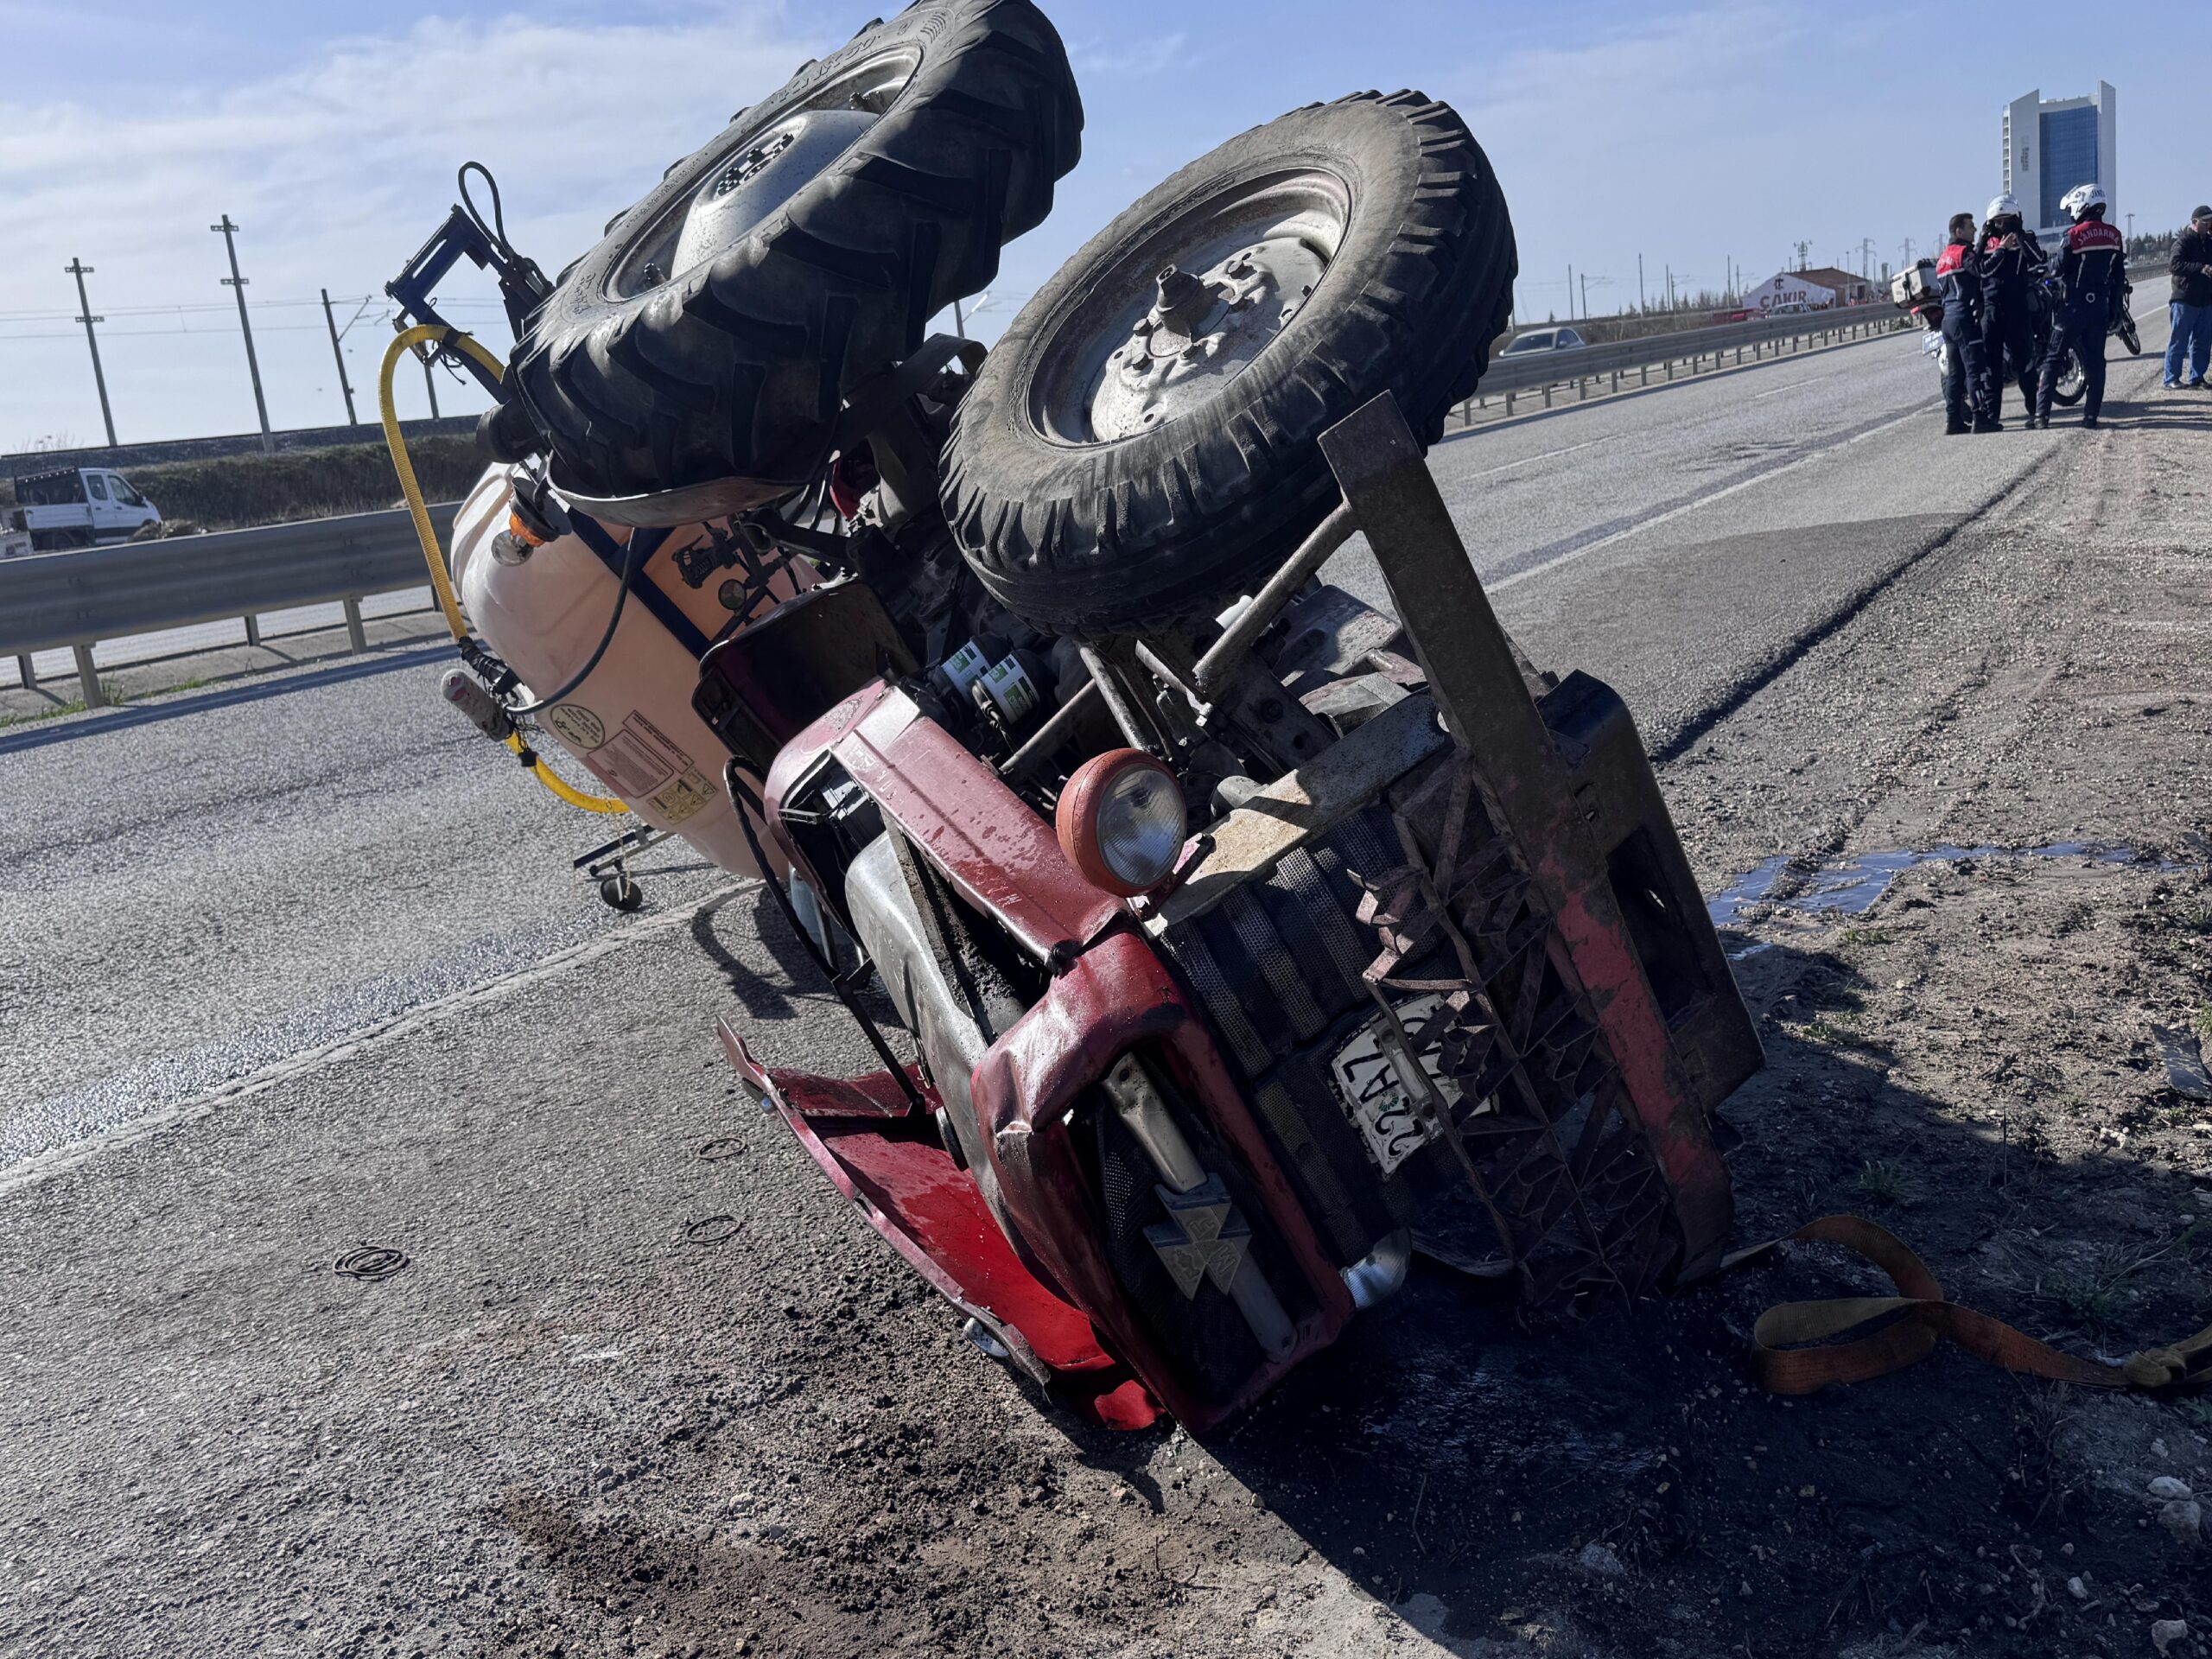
left=1934, top=213, right=1988, bottom=435
left=1978, top=193, right=2049, bottom=430
left=2035, top=183, right=2126, bottom=429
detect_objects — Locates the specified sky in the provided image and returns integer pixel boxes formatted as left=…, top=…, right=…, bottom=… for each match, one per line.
left=1, top=0, right=2204, bottom=451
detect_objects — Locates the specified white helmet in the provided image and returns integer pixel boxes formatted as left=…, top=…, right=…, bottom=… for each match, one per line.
left=2061, top=182, right=2107, bottom=220
left=1986, top=193, right=2020, bottom=222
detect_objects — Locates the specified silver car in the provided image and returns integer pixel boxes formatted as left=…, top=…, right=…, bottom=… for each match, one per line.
left=1499, top=326, right=1586, bottom=356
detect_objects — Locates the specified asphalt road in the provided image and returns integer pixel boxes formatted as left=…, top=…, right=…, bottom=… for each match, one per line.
left=1331, top=320, right=2083, bottom=755
left=2, top=313, right=2196, bottom=1656
left=0, top=319, right=2073, bottom=1170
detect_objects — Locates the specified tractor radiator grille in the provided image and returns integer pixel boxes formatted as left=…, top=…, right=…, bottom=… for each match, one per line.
left=1157, top=805, right=1460, bottom=1268
left=1084, top=1055, right=1313, bottom=1408
left=1159, top=759, right=1683, bottom=1305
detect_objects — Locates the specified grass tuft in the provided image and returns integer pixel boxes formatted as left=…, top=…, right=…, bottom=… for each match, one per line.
left=2037, top=1223, right=2206, bottom=1339
left=1851, top=1160, right=1916, bottom=1209
left=0, top=677, right=131, bottom=727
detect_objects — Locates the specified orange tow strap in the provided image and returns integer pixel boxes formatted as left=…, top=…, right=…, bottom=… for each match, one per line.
left=1732, top=1215, right=2212, bottom=1396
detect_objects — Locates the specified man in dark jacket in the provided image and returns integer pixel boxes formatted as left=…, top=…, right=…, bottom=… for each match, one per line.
left=1935, top=213, right=1987, bottom=435
left=2037, top=185, right=2126, bottom=428
left=1979, top=193, right=2049, bottom=429
left=2164, top=205, right=2212, bottom=388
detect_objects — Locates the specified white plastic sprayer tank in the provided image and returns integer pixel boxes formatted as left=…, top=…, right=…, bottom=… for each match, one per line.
left=448, top=467, right=802, bottom=878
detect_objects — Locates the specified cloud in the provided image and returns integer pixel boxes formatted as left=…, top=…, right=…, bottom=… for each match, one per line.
left=1453, top=3, right=1802, bottom=132
left=1065, top=29, right=1194, bottom=80
left=1437, top=3, right=1819, bottom=308
left=0, top=5, right=826, bottom=442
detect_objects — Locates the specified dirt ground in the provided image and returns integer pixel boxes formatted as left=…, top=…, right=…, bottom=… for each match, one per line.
left=458, top=390, right=2212, bottom=1657
left=5, top=388, right=2209, bottom=1659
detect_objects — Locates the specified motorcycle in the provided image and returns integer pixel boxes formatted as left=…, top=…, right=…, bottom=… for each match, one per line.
left=1891, top=259, right=1955, bottom=381
left=2044, top=281, right=2142, bottom=406
left=1895, top=260, right=2137, bottom=410
left=384, top=2, right=1762, bottom=1432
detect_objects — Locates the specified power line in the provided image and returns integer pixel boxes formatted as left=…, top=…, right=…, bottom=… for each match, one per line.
left=0, top=312, right=521, bottom=345
left=0, top=296, right=512, bottom=322
left=0, top=320, right=414, bottom=342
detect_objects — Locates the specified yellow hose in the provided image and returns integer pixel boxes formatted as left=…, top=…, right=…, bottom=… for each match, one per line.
left=503, top=732, right=627, bottom=811
left=379, top=325, right=628, bottom=817
left=380, top=325, right=489, bottom=644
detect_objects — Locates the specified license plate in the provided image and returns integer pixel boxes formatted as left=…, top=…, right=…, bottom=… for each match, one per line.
left=1328, top=994, right=1462, bottom=1177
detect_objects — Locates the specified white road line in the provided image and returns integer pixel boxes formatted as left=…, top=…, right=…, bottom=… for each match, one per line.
left=0, top=881, right=753, bottom=1199
left=1489, top=403, right=1929, bottom=595
left=1751, top=367, right=1853, bottom=400
left=1459, top=434, right=1618, bottom=479
left=1489, top=315, right=2174, bottom=599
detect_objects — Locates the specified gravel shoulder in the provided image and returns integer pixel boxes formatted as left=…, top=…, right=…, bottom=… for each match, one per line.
left=5, top=359, right=2211, bottom=1659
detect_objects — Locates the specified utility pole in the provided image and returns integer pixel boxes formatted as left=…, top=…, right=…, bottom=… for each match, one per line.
left=320, top=289, right=359, bottom=425
left=212, top=215, right=273, bottom=453
left=422, top=353, right=442, bottom=418
left=1637, top=252, right=1645, bottom=313
left=65, top=258, right=117, bottom=448
left=952, top=296, right=965, bottom=335
left=1579, top=272, right=1588, bottom=319
left=2126, top=212, right=2135, bottom=243
left=1566, top=264, right=1574, bottom=320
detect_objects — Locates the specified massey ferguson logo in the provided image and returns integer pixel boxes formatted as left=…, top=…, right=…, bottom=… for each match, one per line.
left=1144, top=1175, right=1254, bottom=1298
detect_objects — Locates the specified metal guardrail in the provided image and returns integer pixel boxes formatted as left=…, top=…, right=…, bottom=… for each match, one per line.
left=1, top=501, right=458, bottom=707
left=0, top=295, right=2008, bottom=711
left=1478, top=262, right=2169, bottom=412
left=1469, top=303, right=1909, bottom=412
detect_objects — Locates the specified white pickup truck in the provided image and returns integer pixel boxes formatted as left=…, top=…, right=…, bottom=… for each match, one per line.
left=11, top=466, right=162, bottom=551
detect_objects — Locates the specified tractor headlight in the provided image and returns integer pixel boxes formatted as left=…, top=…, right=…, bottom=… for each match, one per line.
left=1057, top=749, right=1186, bottom=897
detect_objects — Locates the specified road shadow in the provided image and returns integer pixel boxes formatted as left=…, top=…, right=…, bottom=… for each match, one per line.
left=1042, top=927, right=2212, bottom=1652
left=687, top=888, right=805, bottom=1021
left=2083, top=385, right=2212, bottom=428
left=2098, top=410, right=2212, bottom=432
left=691, top=884, right=908, bottom=1039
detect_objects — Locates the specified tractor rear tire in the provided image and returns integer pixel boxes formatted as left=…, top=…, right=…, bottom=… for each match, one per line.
left=940, top=92, right=1516, bottom=633
left=509, top=0, right=1082, bottom=513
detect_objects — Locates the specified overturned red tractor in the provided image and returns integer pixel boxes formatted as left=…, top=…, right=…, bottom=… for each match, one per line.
left=390, top=0, right=1761, bottom=1431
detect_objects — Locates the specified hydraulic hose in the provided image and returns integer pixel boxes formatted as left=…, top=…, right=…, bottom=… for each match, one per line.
left=379, top=325, right=486, bottom=645
left=505, top=731, right=626, bottom=811
left=378, top=325, right=628, bottom=816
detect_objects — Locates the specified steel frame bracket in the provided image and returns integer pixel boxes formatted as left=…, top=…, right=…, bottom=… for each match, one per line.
left=1317, top=391, right=1743, bottom=1280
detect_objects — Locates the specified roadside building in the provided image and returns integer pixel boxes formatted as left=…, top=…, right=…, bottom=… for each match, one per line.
left=2004, top=83, right=2118, bottom=242
left=1742, top=267, right=1878, bottom=312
